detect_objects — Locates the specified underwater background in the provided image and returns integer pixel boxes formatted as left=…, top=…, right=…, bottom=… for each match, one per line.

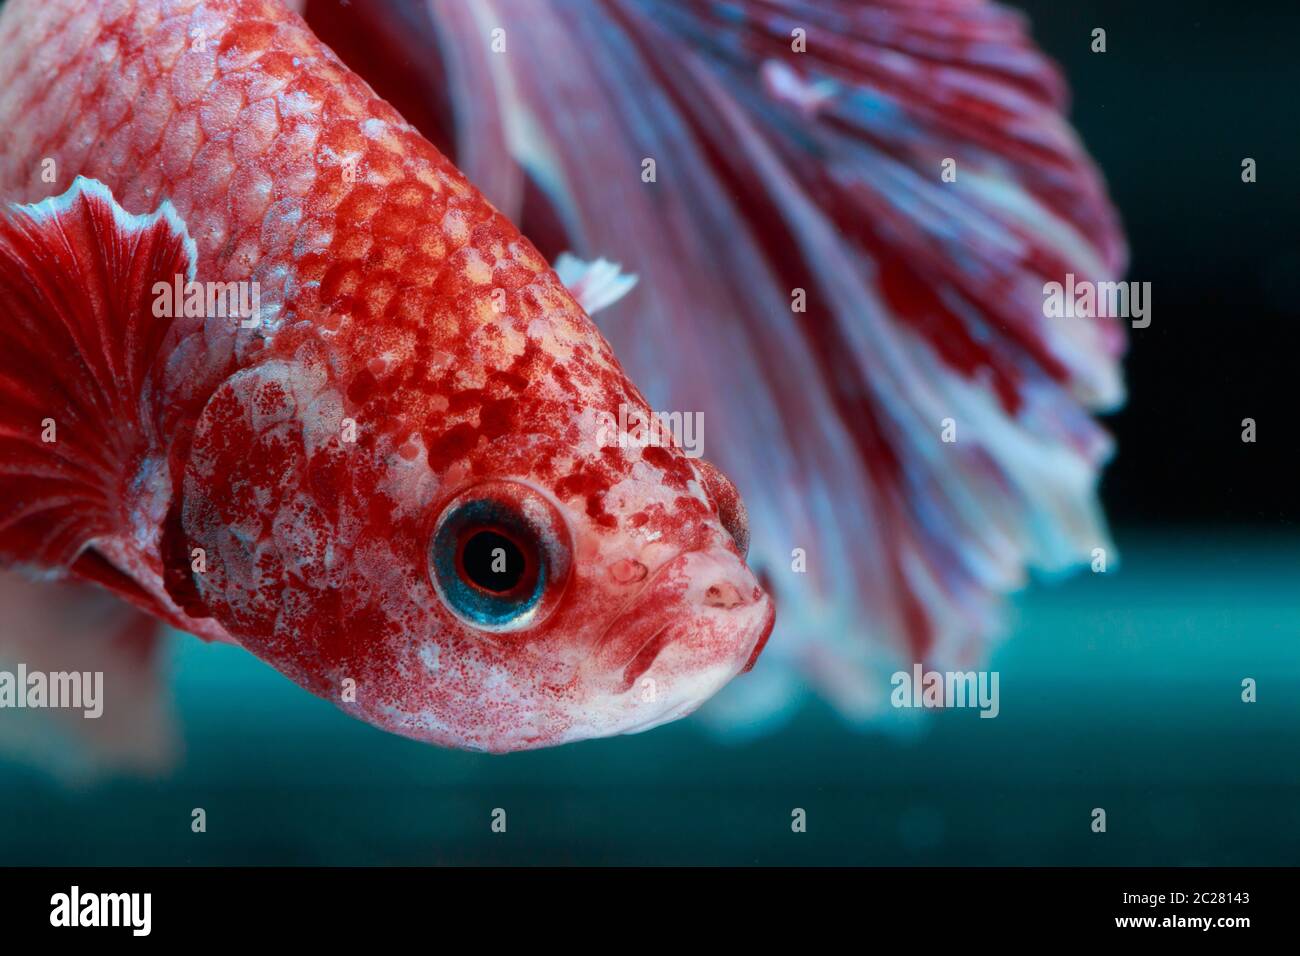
left=2, top=0, right=1298, bottom=865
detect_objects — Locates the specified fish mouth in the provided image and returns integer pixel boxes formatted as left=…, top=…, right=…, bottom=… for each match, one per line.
left=592, top=547, right=774, bottom=696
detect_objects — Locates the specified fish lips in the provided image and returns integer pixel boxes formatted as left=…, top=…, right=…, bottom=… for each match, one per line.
left=591, top=547, right=775, bottom=704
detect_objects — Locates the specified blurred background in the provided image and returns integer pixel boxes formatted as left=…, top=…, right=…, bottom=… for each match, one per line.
left=1, top=0, right=1298, bottom=865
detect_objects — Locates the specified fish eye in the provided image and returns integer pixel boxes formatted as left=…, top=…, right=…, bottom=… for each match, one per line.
left=429, top=482, right=571, bottom=632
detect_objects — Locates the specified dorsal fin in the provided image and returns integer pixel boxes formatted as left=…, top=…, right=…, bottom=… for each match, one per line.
left=0, top=177, right=197, bottom=570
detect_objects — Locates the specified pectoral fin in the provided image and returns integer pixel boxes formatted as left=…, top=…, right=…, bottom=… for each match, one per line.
left=0, top=177, right=197, bottom=573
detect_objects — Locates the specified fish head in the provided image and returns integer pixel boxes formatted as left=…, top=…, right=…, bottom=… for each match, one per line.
left=178, top=232, right=773, bottom=752
left=404, top=294, right=776, bottom=747
left=420, top=429, right=774, bottom=751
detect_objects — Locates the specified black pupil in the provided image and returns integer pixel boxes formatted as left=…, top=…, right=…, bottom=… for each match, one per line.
left=460, top=529, right=526, bottom=593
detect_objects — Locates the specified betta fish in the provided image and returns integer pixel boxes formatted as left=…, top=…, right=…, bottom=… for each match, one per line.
left=0, top=0, right=773, bottom=757
left=0, top=0, right=1127, bottom=770
left=315, top=0, right=1127, bottom=729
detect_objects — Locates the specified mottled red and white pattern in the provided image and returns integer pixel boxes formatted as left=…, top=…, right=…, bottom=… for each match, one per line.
left=322, top=0, right=1128, bottom=726
left=0, top=0, right=773, bottom=751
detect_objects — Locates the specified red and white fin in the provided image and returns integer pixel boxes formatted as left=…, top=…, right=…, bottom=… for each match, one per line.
left=0, top=176, right=196, bottom=577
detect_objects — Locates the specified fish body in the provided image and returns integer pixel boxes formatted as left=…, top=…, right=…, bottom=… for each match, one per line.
left=0, top=0, right=772, bottom=752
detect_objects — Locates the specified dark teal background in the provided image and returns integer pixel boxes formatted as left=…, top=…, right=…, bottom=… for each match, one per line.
left=2, top=534, right=1296, bottom=865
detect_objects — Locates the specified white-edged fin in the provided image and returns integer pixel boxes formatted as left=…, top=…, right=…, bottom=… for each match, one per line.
left=19, top=176, right=198, bottom=283
left=555, top=253, right=637, bottom=316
